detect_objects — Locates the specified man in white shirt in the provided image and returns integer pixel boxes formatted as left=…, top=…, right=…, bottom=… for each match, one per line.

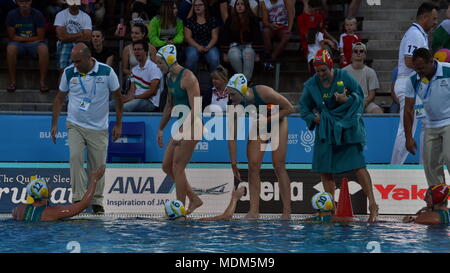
left=54, top=0, right=92, bottom=74
left=391, top=2, right=438, bottom=165
left=344, top=42, right=383, bottom=114
left=111, top=39, right=163, bottom=112
left=404, top=48, right=450, bottom=186
left=51, top=43, right=123, bottom=214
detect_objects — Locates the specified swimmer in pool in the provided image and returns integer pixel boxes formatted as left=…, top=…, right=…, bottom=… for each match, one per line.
left=303, top=192, right=357, bottom=223
left=12, top=165, right=106, bottom=222
left=403, top=184, right=450, bottom=225
left=164, top=187, right=246, bottom=221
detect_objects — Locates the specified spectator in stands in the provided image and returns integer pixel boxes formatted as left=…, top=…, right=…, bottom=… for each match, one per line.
left=307, top=27, right=336, bottom=76
left=54, top=0, right=92, bottom=75
left=5, top=0, right=49, bottom=93
left=91, top=28, right=114, bottom=67
left=432, top=4, right=450, bottom=52
left=112, top=40, right=163, bottom=112
left=339, top=17, right=361, bottom=68
left=130, top=0, right=161, bottom=22
left=148, top=0, right=184, bottom=50
left=221, top=0, right=263, bottom=81
left=261, top=0, right=294, bottom=71
left=203, top=65, right=229, bottom=113
left=121, top=23, right=157, bottom=92
left=184, top=0, right=220, bottom=74
left=178, top=0, right=228, bottom=25
left=390, top=66, right=399, bottom=113
left=228, top=0, right=258, bottom=17
left=343, top=42, right=383, bottom=114
left=82, top=0, right=106, bottom=26
left=46, top=0, right=64, bottom=24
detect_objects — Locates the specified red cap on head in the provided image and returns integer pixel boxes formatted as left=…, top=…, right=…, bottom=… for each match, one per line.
left=431, top=184, right=450, bottom=204
left=313, top=49, right=334, bottom=70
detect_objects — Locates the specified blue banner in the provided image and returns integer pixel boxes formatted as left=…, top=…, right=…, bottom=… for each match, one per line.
left=1, top=114, right=422, bottom=163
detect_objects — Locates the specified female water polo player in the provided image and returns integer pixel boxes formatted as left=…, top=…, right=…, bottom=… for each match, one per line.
left=155, top=44, right=203, bottom=215
left=403, top=184, right=450, bottom=225
left=164, top=187, right=246, bottom=221
left=226, top=73, right=295, bottom=220
left=304, top=192, right=356, bottom=222
left=12, top=165, right=106, bottom=222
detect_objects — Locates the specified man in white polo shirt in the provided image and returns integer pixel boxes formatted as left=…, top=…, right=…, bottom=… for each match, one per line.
left=111, top=39, right=163, bottom=112
left=51, top=43, right=123, bottom=214
left=404, top=48, right=450, bottom=186
left=391, top=2, right=438, bottom=165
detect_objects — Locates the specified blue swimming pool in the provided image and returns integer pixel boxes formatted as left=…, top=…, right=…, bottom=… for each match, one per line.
left=1, top=215, right=449, bottom=253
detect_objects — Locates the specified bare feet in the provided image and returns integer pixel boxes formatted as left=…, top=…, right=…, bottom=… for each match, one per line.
left=186, top=195, right=203, bottom=215
left=368, top=203, right=379, bottom=222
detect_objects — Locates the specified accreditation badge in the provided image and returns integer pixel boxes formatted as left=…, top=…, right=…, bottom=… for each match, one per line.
left=79, top=97, right=92, bottom=112
left=414, top=96, right=426, bottom=119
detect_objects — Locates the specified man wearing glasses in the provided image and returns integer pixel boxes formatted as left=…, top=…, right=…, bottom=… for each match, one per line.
left=343, top=42, right=383, bottom=114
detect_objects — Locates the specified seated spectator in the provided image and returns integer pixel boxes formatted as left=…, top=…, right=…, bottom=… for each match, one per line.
left=339, top=17, right=361, bottom=68
left=306, top=27, right=335, bottom=76
left=184, top=0, right=220, bottom=74
left=121, top=23, right=157, bottom=91
left=6, top=0, right=49, bottom=93
left=228, top=0, right=258, bottom=17
left=432, top=4, right=450, bottom=52
left=130, top=0, right=161, bottom=22
left=220, top=0, right=263, bottom=81
left=178, top=0, right=228, bottom=25
left=390, top=66, right=399, bottom=113
left=148, top=0, right=184, bottom=50
left=111, top=40, right=163, bottom=112
left=81, top=0, right=106, bottom=25
left=54, top=0, right=92, bottom=75
left=203, top=65, right=229, bottom=113
left=45, top=0, right=64, bottom=24
left=261, top=0, right=294, bottom=71
left=343, top=42, right=383, bottom=114
left=297, top=0, right=337, bottom=58
left=91, top=28, right=114, bottom=66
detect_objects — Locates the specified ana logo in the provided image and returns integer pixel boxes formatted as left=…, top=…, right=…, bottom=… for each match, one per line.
left=300, top=130, right=315, bottom=152
left=192, top=183, right=229, bottom=195
left=108, top=175, right=174, bottom=194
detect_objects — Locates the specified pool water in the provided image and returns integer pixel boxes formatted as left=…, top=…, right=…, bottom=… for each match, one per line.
left=1, top=215, right=450, bottom=253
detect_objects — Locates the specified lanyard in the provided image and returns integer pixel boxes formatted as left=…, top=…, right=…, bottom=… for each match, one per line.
left=78, top=74, right=96, bottom=97
left=415, top=61, right=437, bottom=100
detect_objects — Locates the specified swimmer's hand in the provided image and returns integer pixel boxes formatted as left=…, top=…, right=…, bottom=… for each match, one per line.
left=157, top=129, right=164, bottom=148
left=91, top=165, right=106, bottom=183
left=51, top=125, right=58, bottom=144
left=231, top=163, right=242, bottom=182
left=402, top=216, right=415, bottom=223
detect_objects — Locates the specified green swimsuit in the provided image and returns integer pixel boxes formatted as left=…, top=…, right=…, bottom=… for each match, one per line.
left=167, top=68, right=190, bottom=108
left=23, top=204, right=46, bottom=222
left=435, top=209, right=450, bottom=224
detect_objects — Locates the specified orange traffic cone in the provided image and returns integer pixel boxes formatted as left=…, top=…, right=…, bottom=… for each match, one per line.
left=335, top=177, right=354, bottom=217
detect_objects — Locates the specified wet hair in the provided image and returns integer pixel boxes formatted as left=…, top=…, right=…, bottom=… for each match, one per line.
left=132, top=39, right=149, bottom=53
left=412, top=47, right=433, bottom=62
left=416, top=2, right=437, bottom=19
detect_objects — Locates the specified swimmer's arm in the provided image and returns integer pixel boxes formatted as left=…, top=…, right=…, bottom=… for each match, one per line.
left=158, top=82, right=173, bottom=132
left=199, top=188, right=244, bottom=221
left=259, top=86, right=295, bottom=121
left=183, top=70, right=201, bottom=126
left=43, top=165, right=105, bottom=221
left=414, top=211, right=441, bottom=225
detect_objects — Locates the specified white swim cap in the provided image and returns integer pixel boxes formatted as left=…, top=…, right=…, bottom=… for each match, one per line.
left=311, top=192, right=334, bottom=211
left=26, top=178, right=49, bottom=204
left=226, top=73, right=248, bottom=96
left=164, top=200, right=186, bottom=220
left=157, top=45, right=177, bottom=67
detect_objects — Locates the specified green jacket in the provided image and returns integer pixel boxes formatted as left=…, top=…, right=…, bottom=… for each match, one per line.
left=432, top=24, right=450, bottom=52
left=148, top=16, right=184, bottom=48
left=299, top=68, right=366, bottom=146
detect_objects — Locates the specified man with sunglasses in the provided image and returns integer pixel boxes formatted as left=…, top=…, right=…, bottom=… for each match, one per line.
left=343, top=42, right=383, bottom=114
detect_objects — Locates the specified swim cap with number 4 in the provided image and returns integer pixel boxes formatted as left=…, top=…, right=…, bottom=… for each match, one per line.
left=164, top=200, right=186, bottom=220
left=311, top=192, right=334, bottom=211
left=157, top=45, right=177, bottom=66
left=227, top=73, right=248, bottom=96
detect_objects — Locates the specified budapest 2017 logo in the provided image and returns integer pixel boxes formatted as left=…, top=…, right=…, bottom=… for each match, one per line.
left=300, top=130, right=315, bottom=153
